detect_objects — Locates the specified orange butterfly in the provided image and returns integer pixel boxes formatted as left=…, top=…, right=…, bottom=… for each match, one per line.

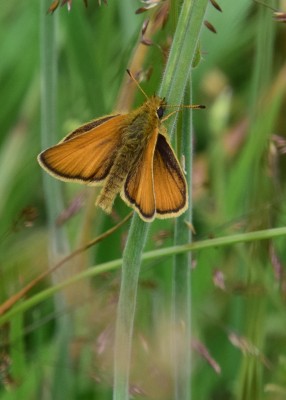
left=38, top=71, right=204, bottom=222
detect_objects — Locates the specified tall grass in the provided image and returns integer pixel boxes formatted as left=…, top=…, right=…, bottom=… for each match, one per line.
left=1, top=0, right=286, bottom=399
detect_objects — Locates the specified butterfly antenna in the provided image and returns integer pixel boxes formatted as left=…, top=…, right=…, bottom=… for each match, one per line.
left=162, top=104, right=205, bottom=122
left=126, top=69, right=149, bottom=100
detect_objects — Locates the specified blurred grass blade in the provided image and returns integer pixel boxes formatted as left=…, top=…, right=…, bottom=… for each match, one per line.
left=1, top=226, right=286, bottom=329
left=237, top=5, right=275, bottom=400
left=40, top=1, right=73, bottom=398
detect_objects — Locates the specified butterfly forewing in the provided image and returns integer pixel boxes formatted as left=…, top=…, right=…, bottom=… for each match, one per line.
left=153, top=134, right=188, bottom=218
left=38, top=114, right=126, bottom=184
left=122, top=129, right=158, bottom=221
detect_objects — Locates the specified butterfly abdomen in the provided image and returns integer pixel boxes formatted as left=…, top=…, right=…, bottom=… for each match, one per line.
left=96, top=137, right=144, bottom=213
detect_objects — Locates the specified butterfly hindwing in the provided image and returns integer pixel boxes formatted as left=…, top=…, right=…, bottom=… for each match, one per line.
left=38, top=114, right=126, bottom=184
left=153, top=134, right=188, bottom=218
left=122, top=129, right=158, bottom=221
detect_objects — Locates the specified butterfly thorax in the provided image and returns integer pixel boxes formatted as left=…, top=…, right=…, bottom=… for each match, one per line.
left=96, top=96, right=166, bottom=213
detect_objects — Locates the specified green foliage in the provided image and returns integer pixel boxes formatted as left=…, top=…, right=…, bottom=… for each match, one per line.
left=1, top=0, right=286, bottom=399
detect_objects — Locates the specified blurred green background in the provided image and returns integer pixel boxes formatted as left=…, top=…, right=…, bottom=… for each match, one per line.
left=1, top=0, right=286, bottom=399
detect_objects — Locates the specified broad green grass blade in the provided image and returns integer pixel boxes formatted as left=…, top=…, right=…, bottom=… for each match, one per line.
left=172, top=82, right=193, bottom=399
left=113, top=1, right=209, bottom=399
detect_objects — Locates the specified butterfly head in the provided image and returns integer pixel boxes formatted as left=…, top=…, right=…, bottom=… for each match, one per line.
left=156, top=100, right=166, bottom=119
left=146, top=95, right=167, bottom=121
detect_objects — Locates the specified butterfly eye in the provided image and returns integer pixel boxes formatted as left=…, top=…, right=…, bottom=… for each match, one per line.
left=156, top=106, right=165, bottom=119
